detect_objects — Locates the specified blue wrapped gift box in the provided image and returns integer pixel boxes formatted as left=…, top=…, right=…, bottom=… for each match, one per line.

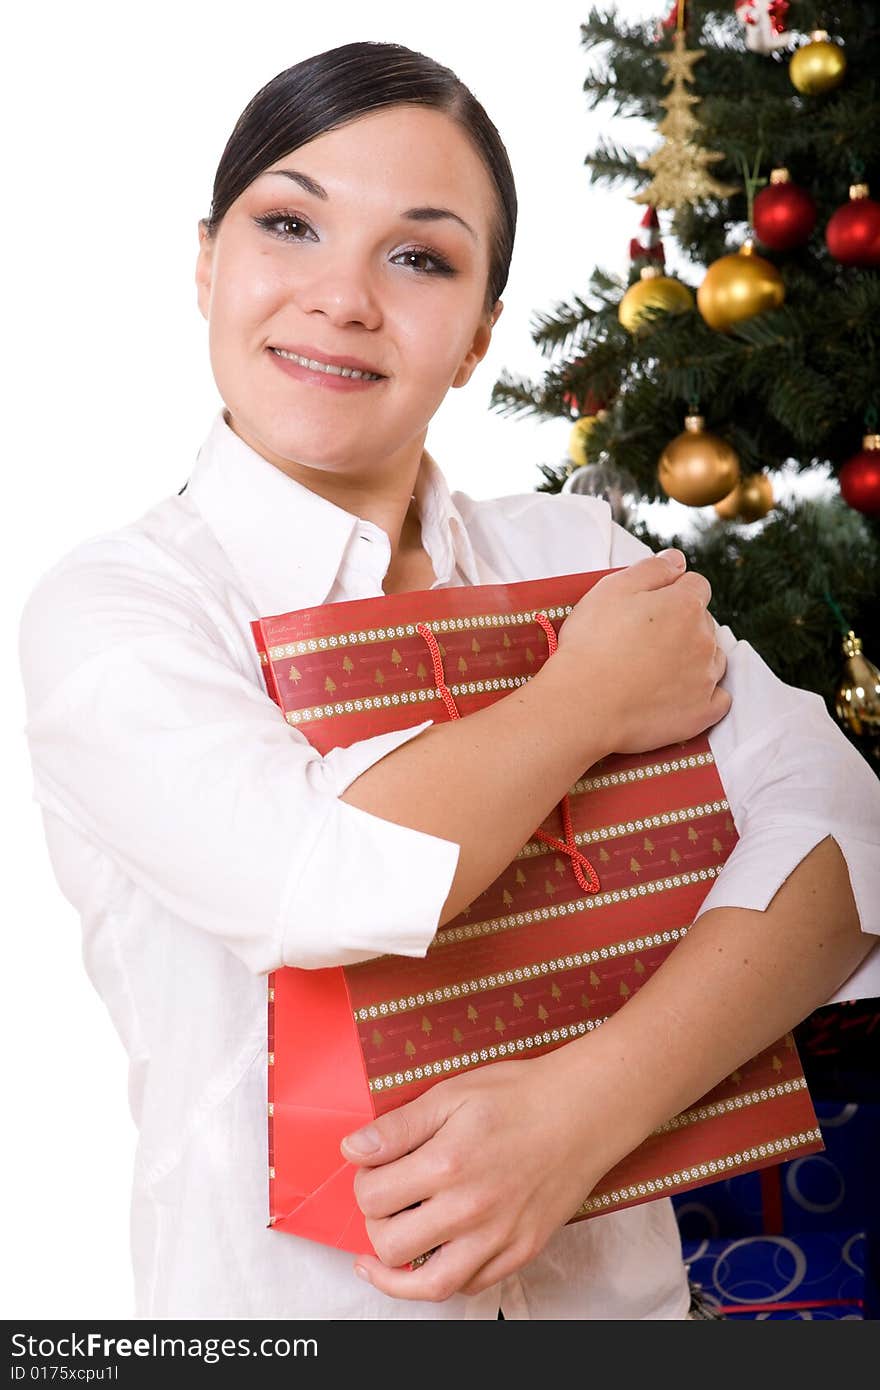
left=683, top=1230, right=865, bottom=1319
left=674, top=1101, right=879, bottom=1318
left=673, top=1101, right=880, bottom=1241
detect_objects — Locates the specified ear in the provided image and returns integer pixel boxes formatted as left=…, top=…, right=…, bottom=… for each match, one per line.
left=195, top=218, right=213, bottom=321
left=452, top=299, right=504, bottom=389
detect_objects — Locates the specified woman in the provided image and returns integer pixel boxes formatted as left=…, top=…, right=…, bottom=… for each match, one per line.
left=18, top=41, right=880, bottom=1320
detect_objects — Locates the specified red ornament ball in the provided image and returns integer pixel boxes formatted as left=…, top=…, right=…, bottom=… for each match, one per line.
left=839, top=436, right=880, bottom=515
left=753, top=169, right=816, bottom=251
left=826, top=185, right=880, bottom=267
left=562, top=384, right=609, bottom=419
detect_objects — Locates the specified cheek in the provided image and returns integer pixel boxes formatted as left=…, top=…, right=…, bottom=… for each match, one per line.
left=392, top=294, right=479, bottom=383
left=212, top=246, right=288, bottom=326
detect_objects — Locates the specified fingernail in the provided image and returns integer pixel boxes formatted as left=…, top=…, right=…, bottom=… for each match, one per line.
left=354, top=1265, right=371, bottom=1282
left=659, top=547, right=686, bottom=569
left=342, top=1126, right=381, bottom=1155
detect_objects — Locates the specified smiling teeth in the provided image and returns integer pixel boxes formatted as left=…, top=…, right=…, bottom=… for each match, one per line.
left=271, top=348, right=382, bottom=380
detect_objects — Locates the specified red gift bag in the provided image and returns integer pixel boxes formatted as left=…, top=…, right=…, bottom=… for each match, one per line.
left=252, top=568, right=822, bottom=1255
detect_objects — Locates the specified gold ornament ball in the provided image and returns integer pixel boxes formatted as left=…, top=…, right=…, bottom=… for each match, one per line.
left=835, top=631, right=880, bottom=742
left=697, top=239, right=785, bottom=332
left=568, top=415, right=599, bottom=468
left=618, top=266, right=694, bottom=332
left=789, top=30, right=847, bottom=96
left=714, top=472, right=774, bottom=523
left=658, top=413, right=740, bottom=507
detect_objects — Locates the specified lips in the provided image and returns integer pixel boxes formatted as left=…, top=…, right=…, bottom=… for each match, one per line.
left=269, top=343, right=386, bottom=376
left=267, top=347, right=387, bottom=392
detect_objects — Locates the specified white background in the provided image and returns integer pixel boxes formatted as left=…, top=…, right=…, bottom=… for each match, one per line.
left=3, top=0, right=822, bottom=1319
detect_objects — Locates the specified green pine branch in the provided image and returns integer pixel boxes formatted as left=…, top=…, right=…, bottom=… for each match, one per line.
left=528, top=294, right=597, bottom=356
left=489, top=371, right=558, bottom=422
left=584, top=139, right=650, bottom=188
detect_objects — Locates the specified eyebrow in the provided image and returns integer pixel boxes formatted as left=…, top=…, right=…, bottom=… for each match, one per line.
left=257, top=168, right=478, bottom=241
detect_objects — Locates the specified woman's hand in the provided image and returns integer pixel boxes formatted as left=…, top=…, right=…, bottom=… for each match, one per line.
left=339, top=1052, right=607, bottom=1302
left=552, top=549, right=731, bottom=754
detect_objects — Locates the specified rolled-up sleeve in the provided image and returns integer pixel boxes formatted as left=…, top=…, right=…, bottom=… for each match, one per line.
left=18, top=553, right=460, bottom=976
left=608, top=521, right=880, bottom=1004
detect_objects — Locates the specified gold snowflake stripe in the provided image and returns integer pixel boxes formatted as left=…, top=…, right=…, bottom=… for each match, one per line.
left=650, top=1077, right=808, bottom=1136
left=267, top=605, right=575, bottom=661
left=426, top=864, right=722, bottom=951
left=285, top=674, right=531, bottom=725
left=367, top=1015, right=612, bottom=1094
left=572, top=750, right=715, bottom=794
left=574, top=1128, right=824, bottom=1215
left=354, top=925, right=691, bottom=1022
left=517, top=798, right=729, bottom=859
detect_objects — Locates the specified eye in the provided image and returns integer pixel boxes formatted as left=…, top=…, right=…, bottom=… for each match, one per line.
left=390, top=246, right=455, bottom=277
left=253, top=210, right=317, bottom=241
left=252, top=212, right=455, bottom=277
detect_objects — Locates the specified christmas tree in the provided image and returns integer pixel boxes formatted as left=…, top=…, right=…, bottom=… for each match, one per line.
left=490, top=0, right=880, bottom=768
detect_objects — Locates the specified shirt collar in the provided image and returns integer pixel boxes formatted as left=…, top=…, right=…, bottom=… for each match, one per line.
left=185, top=407, right=480, bottom=616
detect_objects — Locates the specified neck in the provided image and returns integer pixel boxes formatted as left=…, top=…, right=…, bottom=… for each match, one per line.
left=224, top=409, right=428, bottom=564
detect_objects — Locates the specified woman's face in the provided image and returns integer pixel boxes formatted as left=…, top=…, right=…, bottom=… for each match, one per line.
left=195, top=104, right=503, bottom=481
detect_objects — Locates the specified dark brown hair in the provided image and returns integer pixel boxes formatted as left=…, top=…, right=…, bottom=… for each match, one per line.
left=200, top=41, right=517, bottom=316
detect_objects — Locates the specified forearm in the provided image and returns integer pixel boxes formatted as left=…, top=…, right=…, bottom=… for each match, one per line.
left=339, top=656, right=606, bottom=926
left=553, top=833, right=873, bottom=1177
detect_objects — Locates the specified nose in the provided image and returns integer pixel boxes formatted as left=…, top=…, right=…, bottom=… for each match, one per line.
left=294, top=247, right=383, bottom=331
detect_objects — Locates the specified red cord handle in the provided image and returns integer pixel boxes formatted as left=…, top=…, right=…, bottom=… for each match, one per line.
left=415, top=611, right=600, bottom=896
left=716, top=1298, right=863, bottom=1316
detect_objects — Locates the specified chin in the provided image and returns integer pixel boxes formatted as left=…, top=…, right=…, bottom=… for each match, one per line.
left=262, top=420, right=381, bottom=474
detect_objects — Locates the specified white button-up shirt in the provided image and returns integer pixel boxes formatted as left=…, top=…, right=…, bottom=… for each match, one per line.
left=18, top=406, right=880, bottom=1320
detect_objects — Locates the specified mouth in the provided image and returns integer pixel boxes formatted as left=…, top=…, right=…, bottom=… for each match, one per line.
left=268, top=345, right=386, bottom=381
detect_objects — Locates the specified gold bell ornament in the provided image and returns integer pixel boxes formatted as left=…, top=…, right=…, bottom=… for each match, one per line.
left=714, top=472, right=775, bottom=523
left=697, top=237, right=785, bottom=332
left=618, top=265, right=694, bottom=332
left=789, top=30, right=847, bottom=96
left=567, top=411, right=608, bottom=468
left=834, top=631, right=880, bottom=751
left=658, top=412, right=740, bottom=506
